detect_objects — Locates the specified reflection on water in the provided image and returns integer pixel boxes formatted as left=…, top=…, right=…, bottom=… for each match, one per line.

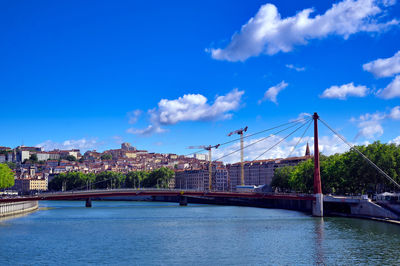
left=314, top=218, right=325, bottom=265
left=1, top=201, right=400, bottom=265
left=0, top=208, right=41, bottom=223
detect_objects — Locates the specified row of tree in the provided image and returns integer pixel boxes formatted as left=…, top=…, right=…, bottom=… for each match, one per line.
left=49, top=167, right=175, bottom=191
left=271, top=142, right=400, bottom=195
left=0, top=163, right=14, bottom=189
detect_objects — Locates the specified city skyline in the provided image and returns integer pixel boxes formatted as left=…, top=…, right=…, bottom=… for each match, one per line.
left=1, top=0, right=400, bottom=163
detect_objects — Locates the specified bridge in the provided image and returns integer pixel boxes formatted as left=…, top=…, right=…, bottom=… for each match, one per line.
left=2, top=112, right=400, bottom=219
left=0, top=189, right=315, bottom=209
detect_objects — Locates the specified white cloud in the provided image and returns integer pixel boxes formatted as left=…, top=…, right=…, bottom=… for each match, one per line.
left=377, top=75, right=400, bottom=99
left=212, top=134, right=349, bottom=164
left=209, top=0, right=398, bottom=62
left=128, top=89, right=244, bottom=135
left=353, top=106, right=400, bottom=139
left=36, top=138, right=100, bottom=151
left=389, top=136, right=400, bottom=145
left=126, top=125, right=166, bottom=136
left=285, top=64, right=305, bottom=72
left=353, top=112, right=386, bottom=139
left=290, top=112, right=312, bottom=122
left=127, top=109, right=142, bottom=124
left=320, top=82, right=369, bottom=99
left=363, top=50, right=400, bottom=78
left=357, top=120, right=384, bottom=139
left=389, top=106, right=400, bottom=119
left=259, top=81, right=288, bottom=104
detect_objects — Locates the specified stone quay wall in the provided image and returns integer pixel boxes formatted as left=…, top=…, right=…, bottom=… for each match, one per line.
left=0, top=201, right=38, bottom=218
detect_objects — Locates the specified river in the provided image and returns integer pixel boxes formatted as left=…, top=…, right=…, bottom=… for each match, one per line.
left=1, top=201, right=400, bottom=265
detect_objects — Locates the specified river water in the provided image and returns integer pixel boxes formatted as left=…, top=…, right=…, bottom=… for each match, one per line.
left=1, top=201, right=400, bottom=265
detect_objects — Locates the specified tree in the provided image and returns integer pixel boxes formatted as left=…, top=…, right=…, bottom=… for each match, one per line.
left=0, top=163, right=15, bottom=189
left=5, top=162, right=16, bottom=170
left=101, top=154, right=112, bottom=160
left=65, top=155, right=77, bottom=161
left=142, top=167, right=174, bottom=188
left=48, top=172, right=95, bottom=191
left=289, top=159, right=314, bottom=193
left=94, top=171, right=124, bottom=189
left=125, top=171, right=148, bottom=188
left=271, top=166, right=293, bottom=192
left=271, top=142, right=400, bottom=195
left=29, top=154, right=38, bottom=162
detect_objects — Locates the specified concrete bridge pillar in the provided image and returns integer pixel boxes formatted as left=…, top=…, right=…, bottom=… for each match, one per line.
left=179, top=196, right=188, bottom=206
left=313, top=193, right=323, bottom=217
left=85, top=198, right=92, bottom=208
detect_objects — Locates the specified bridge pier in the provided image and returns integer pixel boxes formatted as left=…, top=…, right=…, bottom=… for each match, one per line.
left=179, top=196, right=188, bottom=206
left=313, top=193, right=323, bottom=217
left=85, top=198, right=92, bottom=208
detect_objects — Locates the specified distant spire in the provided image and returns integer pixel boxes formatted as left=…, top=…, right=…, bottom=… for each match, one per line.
left=305, top=142, right=310, bottom=156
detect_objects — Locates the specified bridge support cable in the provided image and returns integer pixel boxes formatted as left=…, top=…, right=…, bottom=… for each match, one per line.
left=213, top=119, right=310, bottom=162
left=318, top=117, right=400, bottom=190
left=217, top=117, right=310, bottom=148
left=251, top=118, right=313, bottom=162
left=184, top=117, right=310, bottom=157
left=286, top=118, right=313, bottom=158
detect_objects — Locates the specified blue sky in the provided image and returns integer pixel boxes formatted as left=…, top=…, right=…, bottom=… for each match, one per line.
left=1, top=0, right=400, bottom=162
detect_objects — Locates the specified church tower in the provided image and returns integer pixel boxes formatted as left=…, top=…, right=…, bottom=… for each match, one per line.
left=305, top=142, right=311, bottom=156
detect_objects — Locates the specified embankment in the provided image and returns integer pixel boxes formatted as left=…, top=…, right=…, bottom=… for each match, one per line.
left=0, top=201, right=38, bottom=218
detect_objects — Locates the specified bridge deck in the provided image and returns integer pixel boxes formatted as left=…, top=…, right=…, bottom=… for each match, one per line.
left=0, top=189, right=315, bottom=202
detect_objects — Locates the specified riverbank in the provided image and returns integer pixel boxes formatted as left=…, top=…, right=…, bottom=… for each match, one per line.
left=0, top=201, right=38, bottom=218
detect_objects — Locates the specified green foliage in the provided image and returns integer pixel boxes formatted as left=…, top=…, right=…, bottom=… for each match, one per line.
left=5, top=162, right=16, bottom=170
left=48, top=167, right=175, bottom=191
left=65, top=155, right=77, bottom=161
left=95, top=172, right=125, bottom=189
left=125, top=171, right=148, bottom=188
left=271, top=141, right=400, bottom=194
left=142, top=167, right=174, bottom=188
left=49, top=172, right=95, bottom=191
left=0, top=163, right=15, bottom=189
left=101, top=154, right=112, bottom=160
left=29, top=154, right=38, bottom=162
left=271, top=166, right=293, bottom=192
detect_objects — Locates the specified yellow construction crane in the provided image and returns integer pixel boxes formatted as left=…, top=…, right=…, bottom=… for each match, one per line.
left=228, top=126, right=248, bottom=186
left=187, top=144, right=220, bottom=190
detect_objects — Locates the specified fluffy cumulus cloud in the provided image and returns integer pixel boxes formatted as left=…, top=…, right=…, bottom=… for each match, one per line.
left=212, top=134, right=349, bottom=164
left=378, top=75, right=400, bottom=99
left=390, top=136, right=400, bottom=145
left=259, top=81, right=288, bottom=104
left=36, top=138, right=100, bottom=151
left=356, top=114, right=385, bottom=139
left=352, top=106, right=400, bottom=139
left=363, top=51, right=400, bottom=99
left=127, top=89, right=244, bottom=135
left=209, top=0, right=398, bottom=61
left=363, top=50, right=400, bottom=78
left=320, top=82, right=369, bottom=99
left=389, top=106, right=400, bottom=119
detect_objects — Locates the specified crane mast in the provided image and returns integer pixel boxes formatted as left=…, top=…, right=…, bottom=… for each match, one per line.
left=228, top=126, right=248, bottom=186
left=187, top=144, right=220, bottom=191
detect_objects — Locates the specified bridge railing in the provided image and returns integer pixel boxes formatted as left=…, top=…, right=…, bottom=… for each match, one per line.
left=37, top=188, right=315, bottom=199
